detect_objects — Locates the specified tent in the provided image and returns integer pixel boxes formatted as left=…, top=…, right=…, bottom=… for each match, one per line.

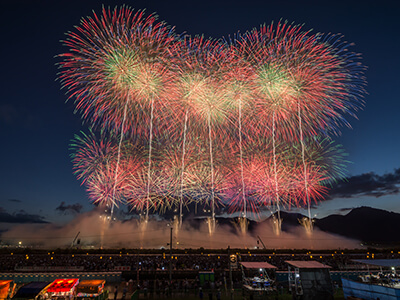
left=76, top=280, right=107, bottom=300
left=0, top=280, right=16, bottom=300
left=45, top=279, right=79, bottom=300
left=286, top=260, right=333, bottom=300
left=240, top=261, right=277, bottom=299
left=12, top=282, right=50, bottom=300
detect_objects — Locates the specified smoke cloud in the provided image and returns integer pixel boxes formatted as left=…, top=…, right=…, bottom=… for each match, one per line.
left=1, top=208, right=360, bottom=249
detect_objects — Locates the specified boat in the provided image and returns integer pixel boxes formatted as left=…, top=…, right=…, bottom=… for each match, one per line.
left=342, top=259, right=400, bottom=300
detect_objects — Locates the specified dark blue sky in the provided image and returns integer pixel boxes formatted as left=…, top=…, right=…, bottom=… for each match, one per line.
left=1, top=0, right=399, bottom=224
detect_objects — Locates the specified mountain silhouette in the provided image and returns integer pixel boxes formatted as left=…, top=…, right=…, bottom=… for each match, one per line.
left=315, top=206, right=400, bottom=245
left=132, top=206, right=400, bottom=245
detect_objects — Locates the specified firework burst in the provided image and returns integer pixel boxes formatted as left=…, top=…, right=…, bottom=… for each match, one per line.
left=70, top=130, right=117, bottom=184
left=62, top=9, right=366, bottom=233
left=235, top=21, right=365, bottom=141
left=59, top=6, right=176, bottom=136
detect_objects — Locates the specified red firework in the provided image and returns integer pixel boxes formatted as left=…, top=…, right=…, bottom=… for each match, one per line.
left=167, top=35, right=239, bottom=135
left=85, top=161, right=128, bottom=207
left=71, top=130, right=118, bottom=184
left=59, top=6, right=176, bottom=137
left=234, top=21, right=365, bottom=141
left=288, top=164, right=330, bottom=207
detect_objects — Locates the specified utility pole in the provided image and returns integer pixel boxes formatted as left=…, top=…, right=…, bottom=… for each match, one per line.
left=228, top=246, right=233, bottom=300
left=169, top=227, right=173, bottom=283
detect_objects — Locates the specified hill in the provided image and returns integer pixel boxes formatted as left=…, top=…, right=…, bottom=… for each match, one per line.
left=315, top=206, right=400, bottom=245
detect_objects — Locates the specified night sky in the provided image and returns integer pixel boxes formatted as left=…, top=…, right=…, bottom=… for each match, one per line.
left=1, top=0, right=400, bottom=225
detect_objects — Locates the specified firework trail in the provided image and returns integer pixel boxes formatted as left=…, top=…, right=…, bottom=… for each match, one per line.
left=224, top=40, right=256, bottom=233
left=111, top=97, right=128, bottom=218
left=157, top=133, right=196, bottom=225
left=238, top=98, right=246, bottom=219
left=179, top=110, right=189, bottom=227
left=206, top=111, right=216, bottom=234
left=144, top=97, right=155, bottom=225
left=272, top=112, right=282, bottom=234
